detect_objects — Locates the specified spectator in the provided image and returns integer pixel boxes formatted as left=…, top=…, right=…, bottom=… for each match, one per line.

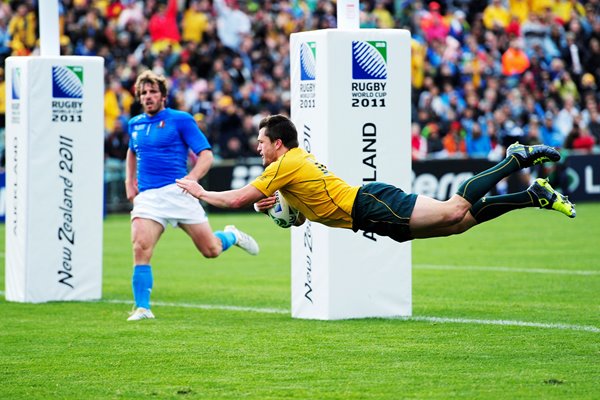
left=540, top=111, right=565, bottom=147
left=483, top=0, right=511, bottom=31
left=75, top=36, right=97, bottom=56
left=502, top=38, right=531, bottom=77
left=564, top=124, right=596, bottom=152
left=583, top=38, right=600, bottom=83
left=509, top=0, right=531, bottom=24
left=8, top=3, right=36, bottom=55
left=411, top=122, right=427, bottom=160
left=0, top=17, right=12, bottom=62
left=422, top=122, right=446, bottom=158
left=240, top=114, right=260, bottom=157
left=181, top=0, right=210, bottom=44
left=214, top=0, right=251, bottom=51
left=443, top=121, right=467, bottom=157
left=521, top=12, right=560, bottom=59
left=211, top=95, right=244, bottom=156
left=106, top=0, right=125, bottom=22
left=555, top=94, right=580, bottom=138
left=371, top=1, right=395, bottom=29
left=105, top=118, right=129, bottom=161
left=561, top=31, right=584, bottom=78
left=586, top=104, right=600, bottom=144
left=553, top=0, right=586, bottom=25
left=104, top=77, right=135, bottom=134
left=506, top=14, right=522, bottom=37
left=148, top=0, right=181, bottom=54
left=448, top=10, right=470, bottom=44
left=4, top=0, right=600, bottom=165
left=117, top=0, right=145, bottom=31
left=553, top=70, right=580, bottom=103
left=466, top=121, right=493, bottom=158
left=420, top=1, right=449, bottom=44
left=498, top=114, right=528, bottom=148
left=227, top=55, right=252, bottom=89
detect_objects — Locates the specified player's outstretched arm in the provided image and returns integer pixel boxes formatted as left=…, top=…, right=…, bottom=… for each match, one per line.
left=176, top=178, right=205, bottom=198
left=176, top=178, right=265, bottom=209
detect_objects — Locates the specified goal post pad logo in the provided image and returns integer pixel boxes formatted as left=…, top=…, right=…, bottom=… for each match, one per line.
left=352, top=41, right=387, bottom=80
left=300, top=42, right=316, bottom=81
left=52, top=66, right=84, bottom=99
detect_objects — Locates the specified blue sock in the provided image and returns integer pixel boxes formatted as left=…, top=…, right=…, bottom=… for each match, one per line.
left=132, top=264, right=153, bottom=309
left=214, top=231, right=236, bottom=251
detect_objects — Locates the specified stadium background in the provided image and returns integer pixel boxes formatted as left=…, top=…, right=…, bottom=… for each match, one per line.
left=0, top=0, right=599, bottom=213
left=0, top=2, right=598, bottom=398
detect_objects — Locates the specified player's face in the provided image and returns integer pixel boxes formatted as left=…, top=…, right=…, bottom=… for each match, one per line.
left=257, top=128, right=278, bottom=167
left=139, top=82, right=166, bottom=116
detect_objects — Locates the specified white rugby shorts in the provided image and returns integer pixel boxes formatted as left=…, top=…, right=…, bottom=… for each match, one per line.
left=131, top=183, right=208, bottom=228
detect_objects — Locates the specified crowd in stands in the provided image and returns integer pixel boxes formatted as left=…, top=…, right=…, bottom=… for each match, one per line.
left=1, top=0, right=600, bottom=166
left=409, top=0, right=600, bottom=160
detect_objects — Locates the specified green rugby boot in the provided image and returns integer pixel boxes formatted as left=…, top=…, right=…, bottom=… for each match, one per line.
left=528, top=178, right=576, bottom=218
left=507, top=142, right=561, bottom=168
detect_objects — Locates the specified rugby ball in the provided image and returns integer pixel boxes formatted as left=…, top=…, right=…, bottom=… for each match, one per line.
left=267, top=191, right=299, bottom=228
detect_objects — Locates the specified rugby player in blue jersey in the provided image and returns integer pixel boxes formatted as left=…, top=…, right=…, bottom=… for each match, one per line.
left=125, top=71, right=259, bottom=321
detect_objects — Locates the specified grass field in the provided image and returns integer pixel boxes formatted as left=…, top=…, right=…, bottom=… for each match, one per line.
left=1, top=203, right=599, bottom=399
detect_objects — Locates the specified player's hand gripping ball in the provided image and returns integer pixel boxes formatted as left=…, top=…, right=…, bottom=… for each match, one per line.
left=267, top=191, right=299, bottom=228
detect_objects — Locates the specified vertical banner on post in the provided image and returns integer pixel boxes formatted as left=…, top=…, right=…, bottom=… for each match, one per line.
left=290, top=29, right=412, bottom=320
left=5, top=56, right=104, bottom=303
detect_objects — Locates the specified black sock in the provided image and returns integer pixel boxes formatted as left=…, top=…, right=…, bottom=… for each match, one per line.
left=470, top=190, right=536, bottom=223
left=457, top=156, right=521, bottom=204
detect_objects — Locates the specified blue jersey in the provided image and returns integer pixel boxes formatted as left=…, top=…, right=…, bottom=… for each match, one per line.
left=128, top=108, right=211, bottom=192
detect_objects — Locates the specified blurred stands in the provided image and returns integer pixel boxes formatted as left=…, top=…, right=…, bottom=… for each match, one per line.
left=0, top=0, right=599, bottom=210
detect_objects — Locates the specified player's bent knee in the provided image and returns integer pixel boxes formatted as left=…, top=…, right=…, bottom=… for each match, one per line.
left=200, top=246, right=221, bottom=258
left=438, top=196, right=471, bottom=226
left=449, top=209, right=468, bottom=226
left=438, top=208, right=466, bottom=227
left=132, top=238, right=150, bottom=253
left=132, top=240, right=154, bottom=261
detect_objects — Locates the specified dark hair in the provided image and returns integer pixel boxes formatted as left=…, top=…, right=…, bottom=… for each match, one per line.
left=134, top=70, right=168, bottom=100
left=258, top=114, right=299, bottom=149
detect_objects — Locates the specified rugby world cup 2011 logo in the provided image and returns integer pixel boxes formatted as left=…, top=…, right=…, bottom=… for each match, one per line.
left=52, top=66, right=84, bottom=98
left=352, top=41, right=387, bottom=80
left=12, top=67, right=21, bottom=100
left=300, top=42, right=316, bottom=81
left=10, top=67, right=22, bottom=124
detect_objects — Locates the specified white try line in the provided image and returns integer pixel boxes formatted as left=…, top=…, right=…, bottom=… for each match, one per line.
left=107, top=299, right=599, bottom=333
left=108, top=299, right=600, bottom=333
left=2, top=292, right=597, bottom=333
left=113, top=299, right=600, bottom=333
left=414, top=264, right=600, bottom=276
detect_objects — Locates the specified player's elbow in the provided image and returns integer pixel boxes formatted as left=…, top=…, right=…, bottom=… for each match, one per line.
left=224, top=187, right=257, bottom=209
left=198, top=149, right=214, bottom=166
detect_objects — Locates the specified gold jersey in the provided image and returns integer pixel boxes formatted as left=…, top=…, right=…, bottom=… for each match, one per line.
left=251, top=148, right=360, bottom=229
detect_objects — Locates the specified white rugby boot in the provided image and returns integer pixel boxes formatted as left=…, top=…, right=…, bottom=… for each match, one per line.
left=127, top=307, right=155, bottom=321
left=224, top=225, right=259, bottom=256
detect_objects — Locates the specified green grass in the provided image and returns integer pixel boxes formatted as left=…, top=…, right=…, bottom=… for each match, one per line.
left=1, top=204, right=599, bottom=399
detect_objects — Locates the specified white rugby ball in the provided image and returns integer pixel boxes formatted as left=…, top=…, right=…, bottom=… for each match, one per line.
left=267, top=191, right=299, bottom=228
